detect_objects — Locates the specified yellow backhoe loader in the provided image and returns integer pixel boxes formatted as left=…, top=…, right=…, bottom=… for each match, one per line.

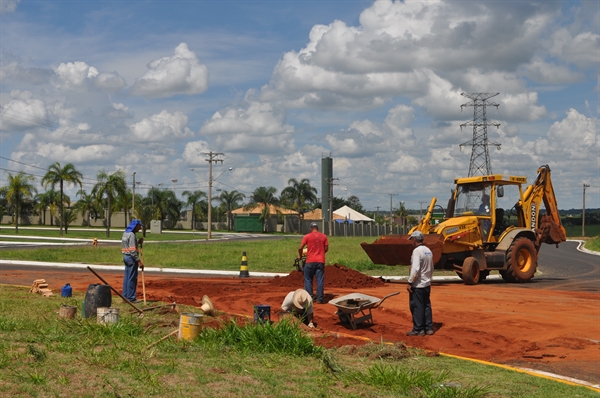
left=361, top=165, right=566, bottom=284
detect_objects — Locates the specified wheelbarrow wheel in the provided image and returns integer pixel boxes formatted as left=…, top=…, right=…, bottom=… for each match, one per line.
left=337, top=312, right=351, bottom=324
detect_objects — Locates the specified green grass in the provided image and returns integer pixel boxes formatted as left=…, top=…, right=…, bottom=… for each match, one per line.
left=0, top=236, right=418, bottom=276
left=563, top=224, right=600, bottom=239
left=584, top=236, right=600, bottom=252
left=0, top=286, right=597, bottom=397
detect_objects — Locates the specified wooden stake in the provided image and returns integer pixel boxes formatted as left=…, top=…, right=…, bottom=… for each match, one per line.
left=140, top=246, right=147, bottom=305
left=145, top=329, right=178, bottom=350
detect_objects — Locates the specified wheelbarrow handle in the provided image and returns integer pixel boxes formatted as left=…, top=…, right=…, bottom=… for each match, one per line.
left=371, top=291, right=400, bottom=309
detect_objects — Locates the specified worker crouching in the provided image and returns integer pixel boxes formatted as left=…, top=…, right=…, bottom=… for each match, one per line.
left=280, top=289, right=315, bottom=328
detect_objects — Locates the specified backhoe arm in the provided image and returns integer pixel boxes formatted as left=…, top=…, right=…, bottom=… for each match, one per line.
left=520, top=165, right=566, bottom=246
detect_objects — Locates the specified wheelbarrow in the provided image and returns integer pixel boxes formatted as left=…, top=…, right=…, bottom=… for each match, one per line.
left=328, top=292, right=400, bottom=330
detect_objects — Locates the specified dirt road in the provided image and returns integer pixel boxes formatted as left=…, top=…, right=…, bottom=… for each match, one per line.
left=2, top=265, right=599, bottom=385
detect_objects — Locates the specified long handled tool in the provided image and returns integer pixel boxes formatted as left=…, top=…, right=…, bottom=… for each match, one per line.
left=87, top=266, right=144, bottom=317
left=139, top=239, right=147, bottom=305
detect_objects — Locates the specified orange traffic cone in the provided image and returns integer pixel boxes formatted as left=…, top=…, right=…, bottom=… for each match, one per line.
left=239, top=252, right=249, bottom=278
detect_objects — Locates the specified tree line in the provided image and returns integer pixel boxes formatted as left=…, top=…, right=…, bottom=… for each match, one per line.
left=0, top=163, right=382, bottom=235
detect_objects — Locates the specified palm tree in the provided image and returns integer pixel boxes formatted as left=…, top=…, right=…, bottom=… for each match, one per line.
left=41, top=162, right=83, bottom=236
left=182, top=190, right=206, bottom=230
left=115, top=189, right=132, bottom=228
left=134, top=200, right=154, bottom=237
left=218, top=190, right=246, bottom=231
left=245, top=186, right=279, bottom=232
left=92, top=169, right=127, bottom=237
left=74, top=189, right=99, bottom=227
left=0, top=172, right=37, bottom=233
left=281, top=178, right=318, bottom=233
left=62, top=209, right=78, bottom=234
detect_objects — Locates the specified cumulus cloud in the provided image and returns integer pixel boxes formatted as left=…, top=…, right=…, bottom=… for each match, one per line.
left=92, top=72, right=127, bottom=92
left=36, top=143, right=116, bottom=163
left=130, top=43, right=209, bottom=98
left=0, top=98, right=50, bottom=131
left=130, top=110, right=194, bottom=142
left=550, top=29, right=600, bottom=69
left=259, top=0, right=560, bottom=117
left=182, top=140, right=212, bottom=166
left=200, top=101, right=295, bottom=154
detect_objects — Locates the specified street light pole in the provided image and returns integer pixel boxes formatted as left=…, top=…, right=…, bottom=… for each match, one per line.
left=388, top=193, right=397, bottom=234
left=205, top=152, right=224, bottom=239
left=583, top=183, right=590, bottom=237
left=132, top=172, right=136, bottom=218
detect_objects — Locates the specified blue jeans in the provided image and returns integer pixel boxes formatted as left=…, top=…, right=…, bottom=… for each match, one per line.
left=304, top=262, right=324, bottom=302
left=122, top=255, right=139, bottom=301
left=409, top=286, right=433, bottom=332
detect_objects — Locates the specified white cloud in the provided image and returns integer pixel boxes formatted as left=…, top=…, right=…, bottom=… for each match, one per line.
left=130, top=110, right=194, bottom=142
left=36, top=142, right=116, bottom=163
left=55, top=62, right=96, bottom=89
left=92, top=72, right=127, bottom=92
left=550, top=29, right=600, bottom=69
left=0, top=99, right=50, bottom=131
left=182, top=140, right=211, bottom=166
left=0, top=0, right=20, bottom=14
left=130, top=43, right=209, bottom=98
left=521, top=59, right=583, bottom=85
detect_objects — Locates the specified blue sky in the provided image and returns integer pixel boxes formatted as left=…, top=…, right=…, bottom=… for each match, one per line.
left=0, top=0, right=598, bottom=211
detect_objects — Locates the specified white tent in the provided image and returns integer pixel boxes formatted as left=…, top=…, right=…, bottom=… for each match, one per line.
left=333, top=205, right=374, bottom=222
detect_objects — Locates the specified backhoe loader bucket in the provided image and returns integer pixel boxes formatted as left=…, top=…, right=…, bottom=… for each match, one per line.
left=361, top=234, right=444, bottom=267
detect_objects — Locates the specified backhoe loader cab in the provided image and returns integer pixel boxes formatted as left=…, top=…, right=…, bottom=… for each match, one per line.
left=361, top=165, right=566, bottom=285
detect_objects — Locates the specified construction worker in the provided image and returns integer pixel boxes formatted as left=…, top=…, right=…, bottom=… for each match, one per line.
left=406, top=230, right=434, bottom=336
left=280, top=289, right=314, bottom=328
left=298, top=222, right=328, bottom=304
left=121, top=219, right=144, bottom=303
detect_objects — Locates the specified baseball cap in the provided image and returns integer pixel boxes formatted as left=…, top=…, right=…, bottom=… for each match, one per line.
left=409, top=230, right=424, bottom=241
left=309, top=222, right=318, bottom=229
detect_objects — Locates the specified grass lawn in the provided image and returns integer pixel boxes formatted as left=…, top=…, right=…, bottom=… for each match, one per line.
left=0, top=286, right=596, bottom=397
left=584, top=236, right=600, bottom=252
left=0, top=236, right=425, bottom=276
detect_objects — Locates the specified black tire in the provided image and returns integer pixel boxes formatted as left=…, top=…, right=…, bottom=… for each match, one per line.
left=461, top=257, right=480, bottom=285
left=504, top=237, right=537, bottom=283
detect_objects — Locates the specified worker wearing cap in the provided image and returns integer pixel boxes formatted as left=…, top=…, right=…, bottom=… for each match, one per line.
left=298, top=222, right=328, bottom=304
left=281, top=288, right=315, bottom=328
left=406, top=230, right=434, bottom=336
left=121, top=219, right=144, bottom=303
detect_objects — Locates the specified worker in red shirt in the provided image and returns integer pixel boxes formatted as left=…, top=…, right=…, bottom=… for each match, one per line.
left=298, top=222, right=329, bottom=304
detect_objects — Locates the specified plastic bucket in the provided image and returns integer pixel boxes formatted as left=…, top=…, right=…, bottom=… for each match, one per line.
left=178, top=313, right=203, bottom=341
left=83, top=284, right=111, bottom=318
left=97, top=307, right=120, bottom=325
left=254, top=305, right=271, bottom=324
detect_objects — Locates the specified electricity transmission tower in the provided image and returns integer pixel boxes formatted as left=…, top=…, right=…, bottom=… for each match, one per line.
left=459, top=93, right=501, bottom=176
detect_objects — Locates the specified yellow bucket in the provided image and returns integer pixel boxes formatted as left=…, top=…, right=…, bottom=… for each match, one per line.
left=178, top=313, right=203, bottom=341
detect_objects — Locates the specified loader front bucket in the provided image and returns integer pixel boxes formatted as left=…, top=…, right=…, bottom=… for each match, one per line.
left=361, top=234, right=444, bottom=267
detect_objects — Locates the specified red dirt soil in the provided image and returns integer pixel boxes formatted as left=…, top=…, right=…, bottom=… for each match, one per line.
left=3, top=264, right=599, bottom=385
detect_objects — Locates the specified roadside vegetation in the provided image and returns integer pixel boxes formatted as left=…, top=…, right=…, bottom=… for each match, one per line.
left=0, top=286, right=596, bottom=397
left=584, top=236, right=600, bottom=252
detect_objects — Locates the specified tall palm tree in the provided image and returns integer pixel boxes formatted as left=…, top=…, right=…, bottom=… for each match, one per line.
left=41, top=162, right=83, bottom=236
left=245, top=186, right=279, bottom=232
left=62, top=209, right=78, bottom=234
left=281, top=178, right=318, bottom=232
left=218, top=190, right=245, bottom=231
left=92, top=169, right=127, bottom=237
left=0, top=172, right=37, bottom=233
left=182, top=190, right=206, bottom=230
left=115, top=189, right=132, bottom=228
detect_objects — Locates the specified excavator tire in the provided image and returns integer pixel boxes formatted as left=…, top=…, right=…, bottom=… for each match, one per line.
left=504, top=237, right=537, bottom=283
left=461, top=257, right=480, bottom=285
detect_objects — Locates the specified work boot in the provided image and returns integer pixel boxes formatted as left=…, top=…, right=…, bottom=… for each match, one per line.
left=406, top=330, right=425, bottom=336
left=426, top=329, right=435, bottom=335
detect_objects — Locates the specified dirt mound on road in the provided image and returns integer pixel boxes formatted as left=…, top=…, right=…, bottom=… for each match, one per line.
left=269, top=263, right=385, bottom=289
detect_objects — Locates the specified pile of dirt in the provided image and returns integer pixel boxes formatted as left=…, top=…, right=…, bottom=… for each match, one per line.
left=269, top=263, right=385, bottom=289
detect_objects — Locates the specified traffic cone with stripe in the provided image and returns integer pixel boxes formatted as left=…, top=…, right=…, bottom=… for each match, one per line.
left=239, top=251, right=249, bottom=278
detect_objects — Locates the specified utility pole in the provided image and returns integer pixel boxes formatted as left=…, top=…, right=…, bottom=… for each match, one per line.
left=327, top=177, right=339, bottom=236
left=460, top=93, right=501, bottom=176
left=418, top=201, right=427, bottom=219
left=206, top=151, right=224, bottom=240
left=388, top=193, right=397, bottom=234
left=375, top=206, right=380, bottom=217
left=132, top=172, right=136, bottom=218
left=583, top=183, right=590, bottom=237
